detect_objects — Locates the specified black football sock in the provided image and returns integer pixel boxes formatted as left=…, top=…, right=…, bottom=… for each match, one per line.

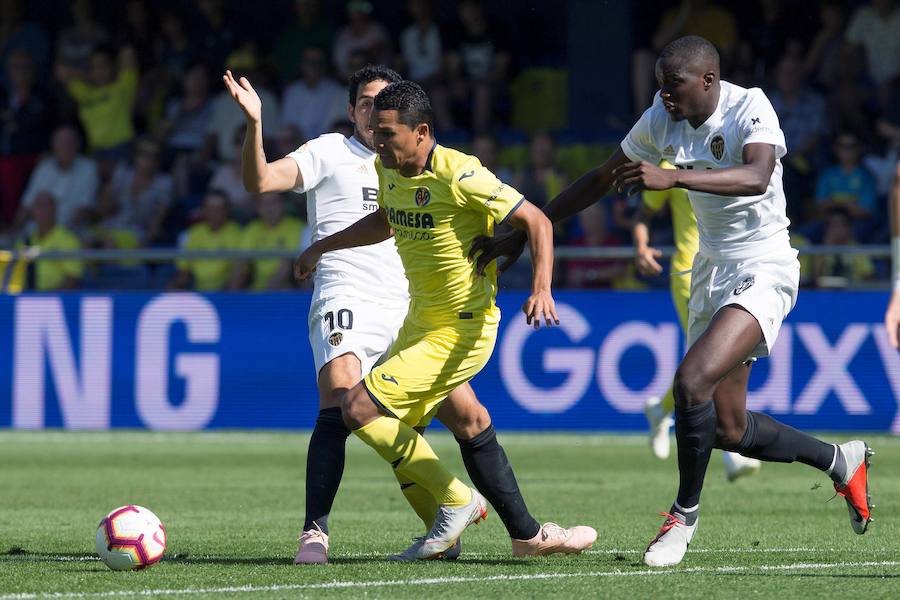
left=457, top=425, right=541, bottom=540
left=737, top=411, right=838, bottom=479
left=303, top=407, right=351, bottom=534
left=674, top=400, right=717, bottom=511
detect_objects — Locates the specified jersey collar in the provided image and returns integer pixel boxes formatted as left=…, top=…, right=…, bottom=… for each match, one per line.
left=424, top=140, right=437, bottom=172
left=347, top=135, right=375, bottom=158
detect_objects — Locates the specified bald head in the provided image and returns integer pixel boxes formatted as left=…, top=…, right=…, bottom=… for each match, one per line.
left=659, top=36, right=720, bottom=74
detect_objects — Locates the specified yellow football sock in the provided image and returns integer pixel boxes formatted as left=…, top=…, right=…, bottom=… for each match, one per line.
left=354, top=416, right=472, bottom=507
left=395, top=471, right=439, bottom=531
left=661, top=385, right=675, bottom=413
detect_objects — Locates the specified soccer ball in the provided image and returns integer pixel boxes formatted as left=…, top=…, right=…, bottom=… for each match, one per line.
left=95, top=505, right=167, bottom=571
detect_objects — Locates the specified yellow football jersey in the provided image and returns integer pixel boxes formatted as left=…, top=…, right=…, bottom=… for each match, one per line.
left=14, top=226, right=84, bottom=291
left=241, top=216, right=305, bottom=290
left=375, top=144, right=524, bottom=323
left=176, top=221, right=243, bottom=291
left=641, top=161, right=700, bottom=276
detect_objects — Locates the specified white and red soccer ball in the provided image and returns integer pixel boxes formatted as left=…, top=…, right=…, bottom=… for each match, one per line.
left=95, top=505, right=166, bottom=570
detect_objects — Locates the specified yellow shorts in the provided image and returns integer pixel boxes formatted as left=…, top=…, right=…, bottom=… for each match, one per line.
left=670, top=271, right=691, bottom=332
left=364, top=316, right=498, bottom=426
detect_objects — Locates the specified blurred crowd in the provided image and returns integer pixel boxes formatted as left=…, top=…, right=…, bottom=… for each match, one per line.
left=0, top=0, right=897, bottom=292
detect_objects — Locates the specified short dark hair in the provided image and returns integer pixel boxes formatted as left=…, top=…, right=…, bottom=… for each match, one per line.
left=659, top=35, right=720, bottom=70
left=373, top=80, right=434, bottom=132
left=348, top=65, right=402, bottom=106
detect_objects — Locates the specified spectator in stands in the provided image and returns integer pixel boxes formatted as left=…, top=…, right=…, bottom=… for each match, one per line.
left=0, top=48, right=54, bottom=228
left=631, top=0, right=737, bottom=113
left=514, top=132, right=567, bottom=209
left=274, top=0, right=335, bottom=84
left=472, top=133, right=513, bottom=183
left=101, top=138, right=173, bottom=248
left=400, top=0, right=442, bottom=82
left=18, top=192, right=83, bottom=291
left=398, top=0, right=453, bottom=129
left=845, top=0, right=900, bottom=92
left=733, top=0, right=808, bottom=88
left=280, top=46, right=345, bottom=141
left=230, top=192, right=304, bottom=290
left=158, top=62, right=213, bottom=159
left=869, top=80, right=900, bottom=203
left=0, top=0, right=50, bottom=87
left=275, top=123, right=304, bottom=158
left=169, top=188, right=242, bottom=291
left=815, top=133, right=878, bottom=230
left=119, top=0, right=157, bottom=71
left=804, top=1, right=846, bottom=90
left=564, top=200, right=629, bottom=289
left=157, top=11, right=197, bottom=80
left=18, top=125, right=98, bottom=231
left=57, top=44, right=138, bottom=164
left=209, top=125, right=256, bottom=221
left=332, top=1, right=390, bottom=80
left=769, top=55, right=827, bottom=218
left=812, top=206, right=875, bottom=287
left=207, top=48, right=279, bottom=162
left=192, top=0, right=237, bottom=71
left=55, top=0, right=109, bottom=74
left=827, top=44, right=878, bottom=147
left=445, top=0, right=511, bottom=133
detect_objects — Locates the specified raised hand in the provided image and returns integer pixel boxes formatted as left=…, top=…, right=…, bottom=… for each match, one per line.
left=469, top=230, right=528, bottom=276
left=222, top=69, right=262, bottom=123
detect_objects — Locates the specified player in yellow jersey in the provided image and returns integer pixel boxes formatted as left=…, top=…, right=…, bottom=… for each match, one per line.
left=635, top=161, right=762, bottom=481
left=295, top=81, right=596, bottom=560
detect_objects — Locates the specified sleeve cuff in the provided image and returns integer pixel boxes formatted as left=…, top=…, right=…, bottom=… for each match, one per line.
left=499, top=196, right=526, bottom=224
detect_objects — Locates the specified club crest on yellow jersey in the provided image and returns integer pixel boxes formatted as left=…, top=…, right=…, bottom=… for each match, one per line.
left=415, top=187, right=431, bottom=207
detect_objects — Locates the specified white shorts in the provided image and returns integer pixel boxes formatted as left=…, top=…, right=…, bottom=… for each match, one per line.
left=687, top=250, right=800, bottom=359
left=308, top=294, right=408, bottom=377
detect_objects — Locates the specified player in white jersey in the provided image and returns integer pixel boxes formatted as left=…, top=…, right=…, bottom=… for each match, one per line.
left=223, top=66, right=593, bottom=564
left=471, top=36, right=874, bottom=568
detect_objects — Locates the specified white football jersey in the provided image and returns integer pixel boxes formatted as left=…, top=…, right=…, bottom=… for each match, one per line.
left=622, top=80, right=792, bottom=261
left=289, top=133, right=409, bottom=302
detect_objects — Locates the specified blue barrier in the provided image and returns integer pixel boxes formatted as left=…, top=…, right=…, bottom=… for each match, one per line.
left=0, top=291, right=896, bottom=432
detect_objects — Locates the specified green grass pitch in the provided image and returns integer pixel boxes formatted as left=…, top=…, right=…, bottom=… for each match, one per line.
left=1, top=431, right=898, bottom=599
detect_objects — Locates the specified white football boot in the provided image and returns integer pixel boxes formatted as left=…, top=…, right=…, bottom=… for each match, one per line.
left=389, top=537, right=461, bottom=561
left=722, top=452, right=762, bottom=482
left=643, top=510, right=698, bottom=567
left=415, top=489, right=487, bottom=559
left=644, top=396, right=673, bottom=460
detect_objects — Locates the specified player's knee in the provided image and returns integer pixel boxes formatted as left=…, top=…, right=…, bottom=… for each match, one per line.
left=716, top=422, right=746, bottom=450
left=446, top=403, right=491, bottom=439
left=673, top=366, right=715, bottom=408
left=340, top=387, right=372, bottom=430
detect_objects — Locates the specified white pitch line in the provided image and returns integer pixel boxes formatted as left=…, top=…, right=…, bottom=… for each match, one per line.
left=1, top=560, right=897, bottom=599
left=0, top=547, right=886, bottom=563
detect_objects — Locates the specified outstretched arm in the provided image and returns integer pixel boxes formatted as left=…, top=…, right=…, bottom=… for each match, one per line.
left=504, top=200, right=559, bottom=328
left=223, top=70, right=301, bottom=193
left=293, top=209, right=392, bottom=281
left=886, top=176, right=900, bottom=348
left=470, top=148, right=630, bottom=273
left=612, top=143, right=775, bottom=197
